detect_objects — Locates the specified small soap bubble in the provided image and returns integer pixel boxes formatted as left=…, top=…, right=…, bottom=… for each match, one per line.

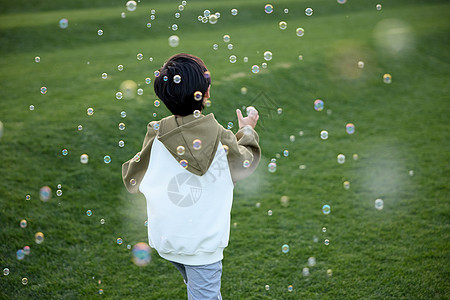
left=289, top=135, right=295, bottom=142
left=178, top=5, right=184, bottom=11
left=213, top=44, right=218, bottom=50
left=126, top=0, right=137, bottom=11
left=137, top=88, right=143, bottom=96
left=283, top=150, right=289, bottom=157
left=59, top=18, right=68, bottom=29
left=231, top=8, right=238, bottom=15
left=337, top=154, right=345, bottom=164
left=35, top=56, right=40, bottom=63
left=97, top=29, right=103, bottom=36
left=322, top=204, right=331, bottom=214
left=241, top=87, right=248, bottom=95
left=343, top=181, right=350, bottom=190
left=279, top=21, right=287, bottom=30
left=117, top=238, right=123, bottom=245
left=327, top=269, right=333, bottom=276
left=118, top=123, right=125, bottom=131
left=145, top=77, right=151, bottom=85
left=132, top=242, right=151, bottom=266
left=121, top=12, right=126, bottom=18
left=20, top=219, right=27, bottom=228
left=151, top=9, right=156, bottom=14
left=222, top=145, right=229, bottom=155
left=153, top=113, right=157, bottom=117
left=227, top=44, right=233, bottom=50
left=177, top=146, right=185, bottom=155
left=152, top=123, right=160, bottom=131
left=203, top=9, right=211, bottom=17
left=409, top=170, right=414, bottom=176
left=154, top=100, right=160, bottom=107
left=99, top=289, right=104, bottom=295
left=314, top=99, right=324, bottom=111
left=150, top=15, right=155, bottom=20
left=100, top=218, right=105, bottom=224
left=22, top=278, right=28, bottom=285
left=80, top=154, right=89, bottom=164
left=375, top=198, right=384, bottom=210
left=56, top=189, right=62, bottom=196
left=229, top=55, right=237, bottom=63
left=284, top=8, right=289, bottom=13
left=171, top=24, right=178, bottom=31
left=308, top=257, right=316, bottom=266
left=194, top=91, right=203, bottom=101
left=346, top=123, right=355, bottom=134
left=209, top=15, right=218, bottom=24
left=264, top=4, right=274, bottom=14
left=243, top=160, right=251, bottom=168
left=104, top=155, right=111, bottom=164
left=205, top=100, right=211, bottom=107
left=262, top=62, right=267, bottom=69
left=130, top=178, right=136, bottom=186
left=383, top=73, right=392, bottom=84
left=146, top=22, right=151, bottom=28
left=268, top=162, right=277, bottom=173
left=192, top=139, right=202, bottom=150
left=324, top=239, right=330, bottom=245
left=118, top=64, right=124, bottom=71
left=87, top=107, right=94, bottom=115
left=3, top=268, right=9, bottom=276
left=288, top=285, right=293, bottom=292
left=168, top=35, right=180, bottom=47
left=313, top=236, right=319, bottom=243
left=252, top=65, right=260, bottom=74
left=57, top=184, right=62, bottom=189
left=281, top=244, right=289, bottom=253
left=267, top=210, right=273, bottom=216
left=62, top=149, right=68, bottom=156
left=298, top=55, right=303, bottom=60
left=302, top=267, right=310, bottom=276
left=358, top=61, right=365, bottom=68
left=201, top=16, right=208, bottom=23
left=163, top=76, right=168, bottom=81
left=376, top=4, right=382, bottom=10
left=77, top=125, right=83, bottom=131
left=265, top=284, right=270, bottom=291
left=121, top=111, right=127, bottom=118
left=299, top=164, right=306, bottom=169
left=263, top=51, right=272, bottom=61
left=40, top=87, right=47, bottom=94
left=175, top=12, right=180, bottom=18
left=322, top=227, right=327, bottom=233
left=173, top=75, right=181, bottom=84
left=136, top=53, right=143, bottom=60
left=193, top=110, right=201, bottom=118
left=305, top=8, right=313, bottom=16
left=353, top=153, right=359, bottom=160
left=280, top=196, right=289, bottom=206
left=227, top=122, right=233, bottom=129
left=39, top=186, right=51, bottom=202
left=26, top=194, right=31, bottom=201
left=119, top=140, right=125, bottom=147
left=223, top=35, right=231, bottom=43
left=296, top=28, right=305, bottom=37
left=29, top=105, right=35, bottom=111
left=179, top=160, right=188, bottom=169
left=35, top=232, right=44, bottom=244
left=337, top=0, right=347, bottom=4
left=101, top=72, right=107, bottom=79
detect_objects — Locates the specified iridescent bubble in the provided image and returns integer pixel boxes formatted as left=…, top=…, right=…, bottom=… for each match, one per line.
left=3, top=268, right=9, bottom=276
left=201, top=16, right=208, bottom=23
left=23, top=246, right=30, bottom=255
left=308, top=257, right=316, bottom=266
left=16, top=249, right=24, bottom=260
left=353, top=153, right=359, bottom=160
left=154, top=100, right=160, bottom=107
left=29, top=105, right=35, bottom=111
left=145, top=77, right=151, bottom=84
left=337, top=0, right=347, bottom=4
left=209, top=15, right=218, bottom=24
left=152, top=123, right=160, bottom=131
left=20, top=219, right=27, bottom=228
left=40, top=87, right=47, bottom=94
left=62, top=149, right=68, bottom=156
left=277, top=108, right=283, bottom=115
left=264, top=4, right=274, bottom=14
left=153, top=113, right=157, bottom=117
left=175, top=13, right=180, bottom=18
left=262, top=62, right=267, bottom=69
left=376, top=4, right=382, bottom=10
left=99, top=289, right=104, bottom=295
left=86, top=210, right=93, bottom=216
left=265, top=284, right=270, bottom=291
left=26, top=194, right=31, bottom=200
left=252, top=65, right=260, bottom=74
left=205, top=100, right=211, bottom=107
left=100, top=218, right=105, bottom=224
left=147, top=22, right=152, bottom=28
left=327, top=269, right=333, bottom=276
left=223, top=35, right=231, bottom=43
left=322, top=204, right=331, bottom=214
left=231, top=8, right=238, bottom=16
left=375, top=198, right=384, bottom=210
left=97, top=29, right=103, bottom=36
left=169, top=35, right=180, bottom=47
left=132, top=242, right=151, bottom=266
left=194, top=91, right=203, bottom=101
left=383, top=73, right=392, bottom=84
left=118, top=64, right=124, bottom=71
left=320, top=130, right=328, bottom=140
left=77, top=125, right=83, bottom=131
left=173, top=75, right=181, bottom=84
left=118, top=123, right=125, bottom=131
left=80, top=154, right=89, bottom=164
left=126, top=0, right=137, bottom=11
left=151, top=9, right=155, bottom=14
left=229, top=55, right=237, bottom=63
left=150, top=15, right=155, bottom=20
left=177, top=146, right=185, bottom=155
left=241, top=87, right=248, bottom=94
left=137, top=88, right=143, bottom=96
left=324, top=239, right=330, bottom=245
left=117, top=238, right=123, bottom=245
left=56, top=189, right=62, bottom=196
left=227, top=44, right=233, bottom=50
left=35, top=56, right=40, bottom=63
left=222, top=145, right=229, bottom=155
left=279, top=21, right=287, bottom=30
left=136, top=53, right=143, bottom=60
left=243, top=160, right=251, bottom=168
left=119, top=140, right=125, bottom=147
left=281, top=244, right=289, bottom=253
left=22, top=278, right=28, bottom=285
left=296, top=28, right=305, bottom=37
left=322, top=227, right=327, bottom=233
left=227, top=122, right=233, bottom=129
left=180, top=160, right=188, bottom=169
left=171, top=24, right=178, bottom=31
left=35, top=232, right=44, bottom=244
left=87, top=107, right=94, bottom=115
left=290, top=135, right=295, bottom=142
left=358, top=61, right=365, bottom=68
left=267, top=210, right=273, bottom=216
left=283, top=150, right=289, bottom=157
left=302, top=267, right=310, bottom=276
left=39, top=186, right=51, bottom=202
left=104, top=155, right=111, bottom=164
left=182, top=1, right=187, bottom=5
left=121, top=12, right=126, bottom=18
left=346, top=123, right=355, bottom=134
left=337, top=154, right=345, bottom=164
left=59, top=18, right=68, bottom=29
left=263, top=51, right=272, bottom=61
left=163, top=76, right=168, bottom=81
left=305, top=8, right=313, bottom=16
left=121, top=111, right=127, bottom=118
left=179, top=5, right=184, bottom=11
left=101, top=72, right=108, bottom=79
left=268, top=162, right=277, bottom=173
left=57, top=184, right=62, bottom=189
left=343, top=181, right=350, bottom=190
left=409, top=170, right=414, bottom=176
left=192, top=139, right=202, bottom=150
left=130, top=178, right=136, bottom=186
left=193, top=110, right=201, bottom=118
left=203, top=9, right=211, bottom=17
left=284, top=8, right=289, bottom=14
left=288, top=285, right=293, bottom=292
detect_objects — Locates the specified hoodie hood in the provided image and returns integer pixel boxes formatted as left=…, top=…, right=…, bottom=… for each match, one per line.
left=157, top=113, right=221, bottom=176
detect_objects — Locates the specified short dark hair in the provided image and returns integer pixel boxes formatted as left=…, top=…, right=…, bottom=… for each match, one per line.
left=154, top=53, right=211, bottom=116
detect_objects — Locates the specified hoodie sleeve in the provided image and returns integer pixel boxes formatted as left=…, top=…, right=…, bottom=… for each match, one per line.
left=122, top=121, right=158, bottom=193
left=220, top=125, right=261, bottom=183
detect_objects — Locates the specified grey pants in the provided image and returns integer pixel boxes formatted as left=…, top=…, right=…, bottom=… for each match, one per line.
left=170, top=260, right=223, bottom=300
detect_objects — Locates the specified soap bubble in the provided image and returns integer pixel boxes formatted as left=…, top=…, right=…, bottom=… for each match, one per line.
left=284, top=8, right=289, bottom=14
left=116, top=91, right=123, bottom=99
left=263, top=51, right=272, bottom=61
left=22, top=278, right=28, bottom=285
left=147, top=22, right=152, bottom=28
left=305, top=8, right=313, bottom=16
left=243, top=57, right=248, bottom=62
left=56, top=189, right=62, bottom=196
left=376, top=4, right=382, bottom=10
left=227, top=122, right=233, bottom=129
left=179, top=160, right=188, bottom=169
left=296, top=28, right=305, bottom=37
left=383, top=73, right=392, bottom=84
left=314, top=99, right=324, bottom=111
left=117, top=238, right=123, bottom=245
left=62, top=149, right=68, bottom=156
left=227, top=44, right=233, bottom=50
left=324, top=239, right=330, bottom=245
left=279, top=21, right=287, bottom=30
left=100, top=218, right=105, bottom=224
left=327, top=269, right=333, bottom=276
left=40, top=87, right=47, bottom=94
left=268, top=162, right=277, bottom=173
left=35, top=232, right=44, bottom=244
left=173, top=75, right=181, bottom=84
left=137, top=88, right=143, bottom=96
left=154, top=100, right=160, bottom=107
left=267, top=210, right=273, bottom=216
left=358, top=61, right=365, bottom=68
left=20, top=219, right=27, bottom=228
left=119, top=140, right=125, bottom=147
left=243, top=160, right=251, bottom=168
left=168, top=35, right=180, bottom=47
left=215, top=12, right=220, bottom=18
left=121, top=12, right=126, bottom=18
left=213, top=44, right=218, bottom=50
left=283, top=150, right=289, bottom=157
left=132, top=243, right=151, bottom=266
left=322, top=204, right=331, bottom=214
left=154, top=71, right=160, bottom=77
left=337, top=154, right=345, bottom=164
left=59, top=18, right=68, bottom=29
left=86, top=210, right=93, bottom=216
left=261, top=62, right=267, bottom=69
left=353, top=153, right=359, bottom=160
left=320, top=130, right=328, bottom=140
left=205, top=100, right=211, bottom=107
left=302, top=267, right=310, bottom=276
left=29, top=105, right=35, bottom=111
left=288, top=285, right=293, bottom=292
left=298, top=55, right=303, bottom=60
left=193, top=139, right=202, bottom=150
left=130, top=178, right=136, bottom=186
left=118, top=64, right=124, bottom=71
left=264, top=4, right=274, bottom=14
left=175, top=12, right=180, bottom=18
left=97, top=29, right=103, bottom=36
left=343, top=181, right=350, bottom=190
left=281, top=244, right=289, bottom=253
left=35, top=56, right=40, bottom=63
left=251, top=65, right=260, bottom=74
left=375, top=198, right=384, bottom=210
left=337, top=0, right=347, bottom=4
left=77, top=125, right=83, bottom=131
left=126, top=0, right=137, bottom=11
left=145, top=77, right=151, bottom=84
left=308, top=257, right=316, bottom=266
left=209, top=15, right=218, bottom=24
left=137, top=53, right=143, bottom=60
left=104, top=155, right=111, bottom=164
left=80, top=154, right=89, bottom=164
left=26, top=195, right=31, bottom=200
left=229, top=55, right=237, bottom=63
left=163, top=76, right=168, bottom=82
left=194, top=91, right=203, bottom=101
left=101, top=73, right=107, bottom=79
left=150, top=15, right=155, bottom=20
left=40, top=186, right=51, bottom=202
left=231, top=8, right=238, bottom=15
left=241, top=87, right=248, bottom=94
left=87, top=107, right=94, bottom=115
left=3, top=268, right=9, bottom=276
left=289, top=135, right=295, bottom=142
left=171, top=24, right=178, bottom=31
left=177, top=146, right=185, bottom=155
left=118, top=123, right=125, bottom=131
left=346, top=123, right=355, bottom=134
left=409, top=170, right=414, bottom=176
left=265, top=285, right=270, bottom=290
left=322, top=227, right=327, bottom=233
left=193, top=110, right=201, bottom=118
left=223, top=35, right=230, bottom=42
left=121, top=111, right=127, bottom=118
left=203, top=9, right=211, bottom=17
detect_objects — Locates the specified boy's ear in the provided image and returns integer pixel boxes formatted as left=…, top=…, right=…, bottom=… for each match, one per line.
left=204, top=85, right=210, bottom=99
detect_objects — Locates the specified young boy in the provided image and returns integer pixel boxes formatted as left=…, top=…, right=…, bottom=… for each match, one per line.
left=122, top=53, right=260, bottom=299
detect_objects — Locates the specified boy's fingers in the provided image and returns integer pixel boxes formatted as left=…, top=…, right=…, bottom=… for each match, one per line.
left=236, top=109, right=244, bottom=122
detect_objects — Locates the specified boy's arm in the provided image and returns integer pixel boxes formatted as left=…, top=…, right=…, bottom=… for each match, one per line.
left=122, top=121, right=158, bottom=193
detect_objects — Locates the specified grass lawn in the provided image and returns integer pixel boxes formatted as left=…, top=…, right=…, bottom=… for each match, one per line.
left=0, top=0, right=449, bottom=298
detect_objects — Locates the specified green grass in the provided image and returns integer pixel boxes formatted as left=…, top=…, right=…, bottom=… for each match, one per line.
left=0, top=0, right=449, bottom=298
